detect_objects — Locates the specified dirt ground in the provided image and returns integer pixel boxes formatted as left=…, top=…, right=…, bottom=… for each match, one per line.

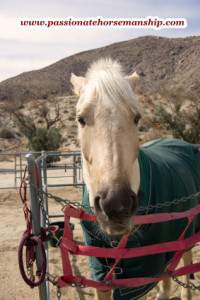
left=0, top=189, right=200, bottom=300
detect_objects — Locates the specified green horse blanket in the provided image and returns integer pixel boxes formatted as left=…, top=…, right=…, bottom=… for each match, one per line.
left=81, top=138, right=200, bottom=300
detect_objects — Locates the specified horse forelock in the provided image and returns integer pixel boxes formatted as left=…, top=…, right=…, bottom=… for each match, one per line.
left=84, top=58, right=140, bottom=116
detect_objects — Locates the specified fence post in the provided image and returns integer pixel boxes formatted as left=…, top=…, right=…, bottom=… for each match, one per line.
left=26, top=153, right=49, bottom=300
left=41, top=151, right=49, bottom=226
left=14, top=153, right=17, bottom=188
left=20, top=152, right=23, bottom=182
left=73, top=154, right=76, bottom=185
left=41, top=151, right=50, bottom=297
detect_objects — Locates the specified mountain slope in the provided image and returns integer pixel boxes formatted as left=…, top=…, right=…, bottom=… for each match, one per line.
left=0, top=36, right=200, bottom=102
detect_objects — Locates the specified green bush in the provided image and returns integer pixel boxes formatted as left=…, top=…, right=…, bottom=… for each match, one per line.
left=15, top=114, right=36, bottom=140
left=156, top=102, right=200, bottom=144
left=30, top=127, right=62, bottom=151
left=0, top=128, right=15, bottom=139
left=12, top=103, right=63, bottom=162
left=29, top=127, right=62, bottom=163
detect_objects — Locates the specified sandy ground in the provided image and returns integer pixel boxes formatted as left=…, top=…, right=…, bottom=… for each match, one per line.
left=0, top=188, right=200, bottom=300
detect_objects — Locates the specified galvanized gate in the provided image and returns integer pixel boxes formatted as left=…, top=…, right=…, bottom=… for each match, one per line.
left=25, top=151, right=83, bottom=300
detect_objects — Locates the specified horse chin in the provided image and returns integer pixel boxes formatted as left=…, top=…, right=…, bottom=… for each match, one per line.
left=99, top=220, right=133, bottom=236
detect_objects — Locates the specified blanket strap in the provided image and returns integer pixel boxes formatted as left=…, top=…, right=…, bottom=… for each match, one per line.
left=167, top=218, right=193, bottom=275
left=104, top=234, right=129, bottom=282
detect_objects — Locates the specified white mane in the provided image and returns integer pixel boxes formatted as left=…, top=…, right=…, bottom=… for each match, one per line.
left=85, top=58, right=140, bottom=115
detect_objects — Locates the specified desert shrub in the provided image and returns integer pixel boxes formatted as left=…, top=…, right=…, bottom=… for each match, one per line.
left=155, top=86, right=200, bottom=144
left=155, top=101, right=200, bottom=144
left=68, top=116, right=75, bottom=121
left=29, top=127, right=62, bottom=163
left=15, top=114, right=36, bottom=140
left=30, top=127, right=62, bottom=152
left=0, top=128, right=15, bottom=139
left=12, top=102, right=63, bottom=162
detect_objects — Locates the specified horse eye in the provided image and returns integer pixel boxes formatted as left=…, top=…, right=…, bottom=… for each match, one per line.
left=77, top=116, right=86, bottom=127
left=134, top=112, right=141, bottom=125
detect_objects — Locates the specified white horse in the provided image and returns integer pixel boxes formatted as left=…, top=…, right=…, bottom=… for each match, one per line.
left=70, top=58, right=197, bottom=300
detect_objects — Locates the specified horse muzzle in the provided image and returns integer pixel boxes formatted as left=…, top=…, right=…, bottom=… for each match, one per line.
left=94, top=185, right=138, bottom=235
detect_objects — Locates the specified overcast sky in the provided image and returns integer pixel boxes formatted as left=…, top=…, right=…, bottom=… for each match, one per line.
left=0, top=0, right=199, bottom=82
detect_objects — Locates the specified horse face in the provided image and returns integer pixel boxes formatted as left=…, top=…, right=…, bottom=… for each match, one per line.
left=71, top=59, right=141, bottom=235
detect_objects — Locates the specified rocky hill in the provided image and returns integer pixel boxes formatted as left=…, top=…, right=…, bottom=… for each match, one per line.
left=0, top=36, right=200, bottom=102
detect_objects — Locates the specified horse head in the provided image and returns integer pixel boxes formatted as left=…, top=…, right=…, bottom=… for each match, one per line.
left=71, top=58, right=141, bottom=235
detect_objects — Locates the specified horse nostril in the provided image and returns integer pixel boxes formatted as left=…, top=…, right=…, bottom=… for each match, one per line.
left=94, top=195, right=102, bottom=212
left=130, top=193, right=138, bottom=213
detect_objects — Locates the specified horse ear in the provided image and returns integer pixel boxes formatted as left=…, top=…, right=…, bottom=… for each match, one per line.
left=127, top=71, right=140, bottom=89
left=70, top=73, right=86, bottom=96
